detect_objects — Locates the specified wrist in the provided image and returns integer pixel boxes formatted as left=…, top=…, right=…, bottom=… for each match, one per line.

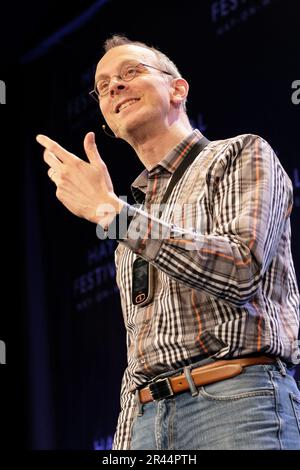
left=111, top=196, right=125, bottom=215
left=93, top=196, right=125, bottom=225
left=98, top=202, right=134, bottom=240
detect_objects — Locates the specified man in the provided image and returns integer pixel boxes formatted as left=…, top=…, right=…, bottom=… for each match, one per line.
left=36, top=35, right=300, bottom=450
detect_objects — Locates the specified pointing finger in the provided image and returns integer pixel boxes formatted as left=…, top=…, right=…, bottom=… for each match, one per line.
left=43, top=149, right=63, bottom=170
left=36, top=134, right=79, bottom=163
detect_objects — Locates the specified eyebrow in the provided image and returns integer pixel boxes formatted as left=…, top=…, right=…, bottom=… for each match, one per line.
left=94, top=59, right=140, bottom=85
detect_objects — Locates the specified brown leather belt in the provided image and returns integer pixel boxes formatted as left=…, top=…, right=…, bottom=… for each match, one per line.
left=139, top=356, right=276, bottom=404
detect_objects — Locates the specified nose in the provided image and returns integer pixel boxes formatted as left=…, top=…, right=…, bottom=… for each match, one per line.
left=109, top=76, right=127, bottom=96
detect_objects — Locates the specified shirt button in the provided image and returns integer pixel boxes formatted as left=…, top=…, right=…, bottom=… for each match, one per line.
left=143, top=319, right=150, bottom=325
left=140, top=358, right=146, bottom=364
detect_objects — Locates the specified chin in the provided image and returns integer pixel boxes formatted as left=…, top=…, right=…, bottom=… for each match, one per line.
left=123, top=110, right=155, bottom=133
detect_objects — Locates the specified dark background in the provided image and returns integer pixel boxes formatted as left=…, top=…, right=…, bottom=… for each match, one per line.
left=0, top=0, right=299, bottom=451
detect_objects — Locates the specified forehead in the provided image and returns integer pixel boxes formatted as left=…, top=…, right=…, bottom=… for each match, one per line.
left=95, top=44, right=158, bottom=77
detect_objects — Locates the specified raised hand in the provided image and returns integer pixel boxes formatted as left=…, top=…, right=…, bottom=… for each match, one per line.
left=36, top=132, right=124, bottom=225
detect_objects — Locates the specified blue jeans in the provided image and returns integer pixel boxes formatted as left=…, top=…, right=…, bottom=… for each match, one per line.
left=131, top=362, right=300, bottom=450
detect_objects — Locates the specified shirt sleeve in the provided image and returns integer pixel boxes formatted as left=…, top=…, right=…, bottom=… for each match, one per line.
left=117, top=134, right=293, bottom=307
left=112, top=367, right=137, bottom=450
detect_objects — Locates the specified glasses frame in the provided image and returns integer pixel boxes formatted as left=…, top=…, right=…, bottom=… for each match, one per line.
left=89, top=62, right=173, bottom=102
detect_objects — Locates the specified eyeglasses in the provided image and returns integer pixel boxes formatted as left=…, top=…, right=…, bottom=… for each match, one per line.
left=89, top=62, right=173, bottom=101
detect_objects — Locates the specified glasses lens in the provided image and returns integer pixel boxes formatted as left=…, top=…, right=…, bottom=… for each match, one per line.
left=93, top=63, right=139, bottom=99
left=121, top=64, right=137, bottom=81
left=97, top=80, right=109, bottom=97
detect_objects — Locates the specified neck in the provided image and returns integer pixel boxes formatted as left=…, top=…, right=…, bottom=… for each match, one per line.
left=125, top=120, right=194, bottom=170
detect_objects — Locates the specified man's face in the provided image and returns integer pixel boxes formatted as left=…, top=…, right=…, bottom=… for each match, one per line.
left=95, top=45, right=174, bottom=138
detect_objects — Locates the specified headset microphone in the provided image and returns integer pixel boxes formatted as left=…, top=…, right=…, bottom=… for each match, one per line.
left=102, top=125, right=118, bottom=138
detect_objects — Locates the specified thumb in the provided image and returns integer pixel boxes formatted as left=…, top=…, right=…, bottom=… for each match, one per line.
left=84, top=132, right=103, bottom=166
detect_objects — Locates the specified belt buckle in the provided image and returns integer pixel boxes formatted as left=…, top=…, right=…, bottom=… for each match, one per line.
left=149, top=378, right=174, bottom=401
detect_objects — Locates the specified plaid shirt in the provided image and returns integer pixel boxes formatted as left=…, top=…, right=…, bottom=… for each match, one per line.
left=112, top=129, right=300, bottom=449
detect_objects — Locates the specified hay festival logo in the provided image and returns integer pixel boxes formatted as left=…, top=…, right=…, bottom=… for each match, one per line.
left=210, top=0, right=273, bottom=35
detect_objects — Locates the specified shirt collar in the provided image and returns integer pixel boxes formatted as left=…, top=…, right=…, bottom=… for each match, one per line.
left=131, top=129, right=204, bottom=203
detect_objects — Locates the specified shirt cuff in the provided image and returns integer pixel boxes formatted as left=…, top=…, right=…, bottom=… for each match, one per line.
left=102, top=203, right=134, bottom=240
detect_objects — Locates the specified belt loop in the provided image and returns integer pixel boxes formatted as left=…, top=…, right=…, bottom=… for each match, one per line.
left=276, top=358, right=287, bottom=377
left=135, top=390, right=144, bottom=416
left=183, top=367, right=199, bottom=397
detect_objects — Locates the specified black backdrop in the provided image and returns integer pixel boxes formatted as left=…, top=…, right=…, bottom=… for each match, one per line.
left=0, top=0, right=299, bottom=451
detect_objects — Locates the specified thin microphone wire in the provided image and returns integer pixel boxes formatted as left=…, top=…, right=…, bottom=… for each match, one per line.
left=102, top=125, right=118, bottom=138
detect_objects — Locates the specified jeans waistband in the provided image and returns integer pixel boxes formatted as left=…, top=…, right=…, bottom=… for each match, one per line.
left=138, top=355, right=278, bottom=406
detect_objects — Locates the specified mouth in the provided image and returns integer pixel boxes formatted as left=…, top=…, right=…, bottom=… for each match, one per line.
left=115, top=98, right=140, bottom=114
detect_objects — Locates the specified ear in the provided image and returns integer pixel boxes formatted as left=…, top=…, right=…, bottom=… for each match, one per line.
left=170, top=78, right=189, bottom=107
